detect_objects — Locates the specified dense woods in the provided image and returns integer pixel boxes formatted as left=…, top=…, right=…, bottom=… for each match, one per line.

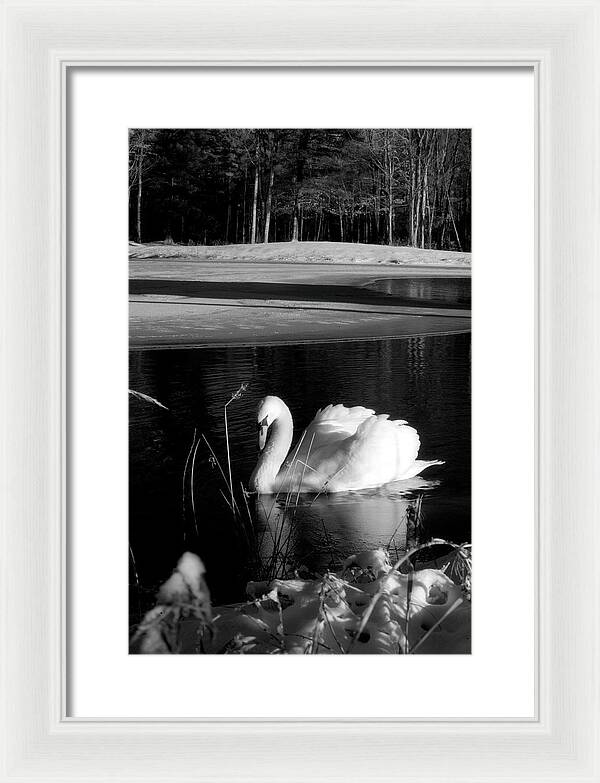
left=129, top=128, right=471, bottom=251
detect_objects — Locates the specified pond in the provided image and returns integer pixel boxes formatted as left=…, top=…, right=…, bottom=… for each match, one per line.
left=363, top=276, right=471, bottom=308
left=129, top=331, right=471, bottom=619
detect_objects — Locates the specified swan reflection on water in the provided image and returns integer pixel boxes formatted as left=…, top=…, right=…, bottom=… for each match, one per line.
left=253, top=476, right=440, bottom=574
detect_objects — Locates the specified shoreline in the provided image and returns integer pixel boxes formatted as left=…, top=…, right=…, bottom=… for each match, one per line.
left=129, top=256, right=471, bottom=349
left=130, top=331, right=472, bottom=351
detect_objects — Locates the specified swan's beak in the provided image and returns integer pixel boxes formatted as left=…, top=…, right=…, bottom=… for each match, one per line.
left=258, top=415, right=269, bottom=451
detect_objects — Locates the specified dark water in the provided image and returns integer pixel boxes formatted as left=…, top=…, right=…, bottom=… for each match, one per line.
left=130, top=275, right=470, bottom=311
left=363, top=276, right=471, bottom=308
left=129, top=333, right=471, bottom=616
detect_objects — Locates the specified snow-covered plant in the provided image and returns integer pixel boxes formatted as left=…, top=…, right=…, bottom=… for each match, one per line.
left=130, top=552, right=212, bottom=654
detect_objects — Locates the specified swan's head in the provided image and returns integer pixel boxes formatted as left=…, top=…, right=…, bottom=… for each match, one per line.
left=255, top=395, right=285, bottom=451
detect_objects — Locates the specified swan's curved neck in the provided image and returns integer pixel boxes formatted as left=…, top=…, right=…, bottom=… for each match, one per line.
left=250, top=403, right=294, bottom=493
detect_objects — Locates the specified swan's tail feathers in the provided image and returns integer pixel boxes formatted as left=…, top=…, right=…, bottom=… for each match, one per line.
left=398, top=459, right=444, bottom=480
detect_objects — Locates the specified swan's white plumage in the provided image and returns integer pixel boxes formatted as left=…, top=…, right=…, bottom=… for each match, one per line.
left=249, top=396, right=442, bottom=494
left=285, top=403, right=376, bottom=463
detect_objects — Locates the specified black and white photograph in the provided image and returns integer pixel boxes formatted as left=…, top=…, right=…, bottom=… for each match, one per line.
left=128, top=128, right=472, bottom=655
left=8, top=0, right=599, bottom=775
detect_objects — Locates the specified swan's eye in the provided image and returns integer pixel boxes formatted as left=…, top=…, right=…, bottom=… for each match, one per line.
left=258, top=415, right=269, bottom=430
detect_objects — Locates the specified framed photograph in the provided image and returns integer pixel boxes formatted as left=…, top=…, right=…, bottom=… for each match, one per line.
left=127, top=124, right=473, bottom=662
left=2, top=1, right=599, bottom=781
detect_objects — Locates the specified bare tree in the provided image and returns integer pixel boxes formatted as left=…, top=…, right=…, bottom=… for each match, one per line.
left=290, top=130, right=311, bottom=242
left=365, top=129, right=403, bottom=245
left=128, top=129, right=156, bottom=243
left=262, top=131, right=281, bottom=243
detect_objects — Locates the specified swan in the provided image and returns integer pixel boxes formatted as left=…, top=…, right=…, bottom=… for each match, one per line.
left=249, top=395, right=443, bottom=494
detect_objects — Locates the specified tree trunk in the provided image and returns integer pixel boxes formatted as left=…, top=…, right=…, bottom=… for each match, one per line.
left=250, top=161, right=259, bottom=244
left=165, top=176, right=174, bottom=244
left=242, top=166, right=247, bottom=244
left=225, top=176, right=231, bottom=243
left=263, top=163, right=274, bottom=243
left=446, top=187, right=463, bottom=251
left=421, top=165, right=427, bottom=248
left=290, top=130, right=310, bottom=242
left=291, top=168, right=299, bottom=241
left=136, top=164, right=142, bottom=243
left=406, top=133, right=414, bottom=246
left=387, top=141, right=393, bottom=245
left=413, top=143, right=422, bottom=246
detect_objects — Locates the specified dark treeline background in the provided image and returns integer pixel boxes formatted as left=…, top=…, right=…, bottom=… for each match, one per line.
left=129, top=128, right=471, bottom=251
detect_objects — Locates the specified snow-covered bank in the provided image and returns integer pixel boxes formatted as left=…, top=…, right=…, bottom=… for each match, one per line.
left=129, top=240, right=471, bottom=267
left=131, top=548, right=471, bottom=655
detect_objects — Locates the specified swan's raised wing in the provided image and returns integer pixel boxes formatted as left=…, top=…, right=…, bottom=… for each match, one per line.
left=307, top=414, right=435, bottom=491
left=283, top=404, right=379, bottom=473
left=310, top=404, right=381, bottom=441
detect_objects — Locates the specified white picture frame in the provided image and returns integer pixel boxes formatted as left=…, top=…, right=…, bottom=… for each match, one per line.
left=1, top=0, right=599, bottom=780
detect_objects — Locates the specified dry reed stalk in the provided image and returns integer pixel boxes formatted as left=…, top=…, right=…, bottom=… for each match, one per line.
left=404, top=565, right=414, bottom=654
left=409, top=597, right=463, bottom=654
left=264, top=429, right=307, bottom=523
left=201, top=433, right=241, bottom=517
left=189, top=435, right=202, bottom=536
left=223, top=382, right=249, bottom=514
left=307, top=463, right=346, bottom=507
left=306, top=580, right=327, bottom=654
left=240, top=482, right=254, bottom=529
left=181, top=428, right=197, bottom=537
left=223, top=407, right=234, bottom=513
left=129, top=545, right=140, bottom=587
left=128, top=389, right=169, bottom=410
left=295, top=433, right=315, bottom=507
left=322, top=605, right=345, bottom=654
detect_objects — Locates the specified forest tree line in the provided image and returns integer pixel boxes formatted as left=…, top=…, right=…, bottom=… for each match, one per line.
left=129, top=128, right=471, bottom=251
